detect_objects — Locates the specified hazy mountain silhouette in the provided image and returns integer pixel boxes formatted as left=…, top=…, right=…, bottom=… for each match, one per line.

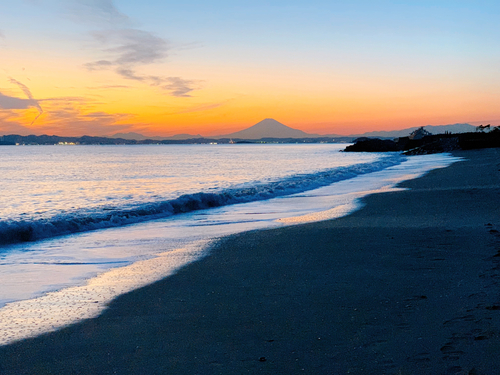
left=164, top=133, right=202, bottom=140
left=111, top=132, right=150, bottom=140
left=344, top=123, right=476, bottom=138
left=111, top=121, right=478, bottom=141
left=111, top=132, right=201, bottom=140
left=220, top=118, right=320, bottom=139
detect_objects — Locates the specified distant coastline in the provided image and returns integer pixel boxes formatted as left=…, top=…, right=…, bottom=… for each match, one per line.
left=0, top=134, right=350, bottom=146
left=0, top=119, right=483, bottom=146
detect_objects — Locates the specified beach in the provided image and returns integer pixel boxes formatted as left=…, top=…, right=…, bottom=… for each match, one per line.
left=0, top=148, right=499, bottom=374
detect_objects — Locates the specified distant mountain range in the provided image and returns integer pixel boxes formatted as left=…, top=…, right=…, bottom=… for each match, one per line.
left=348, top=123, right=476, bottom=139
left=0, top=120, right=483, bottom=146
left=111, top=132, right=202, bottom=141
left=111, top=120, right=478, bottom=141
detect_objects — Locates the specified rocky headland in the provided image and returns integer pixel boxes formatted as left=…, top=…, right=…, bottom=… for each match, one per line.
left=344, top=127, right=500, bottom=154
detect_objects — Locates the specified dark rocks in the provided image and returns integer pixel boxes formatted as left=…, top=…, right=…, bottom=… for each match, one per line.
left=344, top=138, right=401, bottom=152
left=344, top=132, right=500, bottom=154
left=403, top=136, right=460, bottom=155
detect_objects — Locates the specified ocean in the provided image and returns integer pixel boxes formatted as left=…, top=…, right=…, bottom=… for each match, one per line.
left=0, top=143, right=460, bottom=344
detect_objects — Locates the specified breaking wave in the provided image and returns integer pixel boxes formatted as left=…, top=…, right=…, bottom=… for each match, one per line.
left=0, top=154, right=404, bottom=246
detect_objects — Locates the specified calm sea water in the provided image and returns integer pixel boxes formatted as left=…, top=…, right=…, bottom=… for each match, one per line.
left=1, top=144, right=378, bottom=222
left=0, top=144, right=460, bottom=344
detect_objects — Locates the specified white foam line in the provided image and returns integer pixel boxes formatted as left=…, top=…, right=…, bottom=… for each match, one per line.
left=0, top=240, right=211, bottom=346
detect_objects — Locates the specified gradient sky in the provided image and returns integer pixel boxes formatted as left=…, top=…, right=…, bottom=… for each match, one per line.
left=0, top=0, right=499, bottom=136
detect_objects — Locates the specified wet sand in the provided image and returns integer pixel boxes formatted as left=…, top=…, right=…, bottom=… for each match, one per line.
left=0, top=148, right=499, bottom=374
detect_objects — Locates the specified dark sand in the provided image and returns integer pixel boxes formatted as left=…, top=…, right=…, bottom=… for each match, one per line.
left=1, top=149, right=499, bottom=375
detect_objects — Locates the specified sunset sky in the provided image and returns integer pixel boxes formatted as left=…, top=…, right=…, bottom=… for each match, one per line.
left=0, top=1, right=499, bottom=137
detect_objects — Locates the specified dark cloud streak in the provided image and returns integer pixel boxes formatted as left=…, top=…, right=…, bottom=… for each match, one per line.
left=0, top=93, right=36, bottom=110
left=85, top=60, right=113, bottom=71
left=8, top=78, right=44, bottom=125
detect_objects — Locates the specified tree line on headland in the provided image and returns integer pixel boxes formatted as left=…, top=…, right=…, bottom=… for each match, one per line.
left=344, top=125, right=500, bottom=154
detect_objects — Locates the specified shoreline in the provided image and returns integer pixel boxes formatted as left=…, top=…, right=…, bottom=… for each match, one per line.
left=0, top=148, right=499, bottom=374
left=0, top=152, right=456, bottom=342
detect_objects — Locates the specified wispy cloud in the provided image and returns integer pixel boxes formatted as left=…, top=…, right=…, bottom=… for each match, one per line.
left=143, top=76, right=198, bottom=97
left=160, top=77, right=197, bottom=98
left=114, top=67, right=144, bottom=81
left=84, top=29, right=199, bottom=97
left=1, top=95, right=133, bottom=136
left=104, top=29, right=167, bottom=65
left=85, top=60, right=114, bottom=70
left=0, top=71, right=132, bottom=136
left=0, top=78, right=46, bottom=127
left=71, top=0, right=199, bottom=97
left=85, top=29, right=169, bottom=72
left=44, top=105, right=132, bottom=135
left=39, top=96, right=88, bottom=103
left=64, top=0, right=131, bottom=27
left=0, top=30, right=5, bottom=39
left=8, top=78, right=43, bottom=125
left=0, top=112, right=32, bottom=135
left=39, top=94, right=130, bottom=132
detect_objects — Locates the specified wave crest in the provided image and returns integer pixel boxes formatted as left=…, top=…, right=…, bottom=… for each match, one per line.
left=0, top=154, right=404, bottom=246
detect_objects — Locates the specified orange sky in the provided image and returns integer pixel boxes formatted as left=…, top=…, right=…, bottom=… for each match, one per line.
left=1, top=1, right=499, bottom=137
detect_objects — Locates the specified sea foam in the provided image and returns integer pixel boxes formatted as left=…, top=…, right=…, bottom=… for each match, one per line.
left=0, top=154, right=404, bottom=246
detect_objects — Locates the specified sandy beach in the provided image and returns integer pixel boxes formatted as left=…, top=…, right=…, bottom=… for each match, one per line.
left=0, top=148, right=499, bottom=375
